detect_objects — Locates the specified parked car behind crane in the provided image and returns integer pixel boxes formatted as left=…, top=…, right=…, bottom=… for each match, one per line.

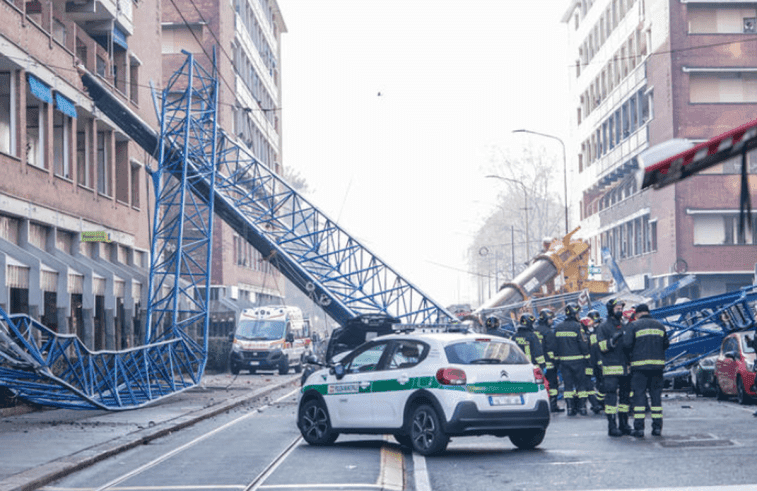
left=714, top=331, right=756, bottom=404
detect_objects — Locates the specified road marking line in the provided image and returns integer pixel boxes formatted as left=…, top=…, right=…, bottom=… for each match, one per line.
left=88, top=388, right=299, bottom=491
left=259, top=485, right=384, bottom=489
left=244, top=436, right=302, bottom=491
left=585, top=486, right=757, bottom=491
left=412, top=452, right=432, bottom=491
left=376, top=440, right=403, bottom=491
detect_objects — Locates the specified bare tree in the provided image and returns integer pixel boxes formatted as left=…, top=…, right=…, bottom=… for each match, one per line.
left=469, top=143, right=563, bottom=302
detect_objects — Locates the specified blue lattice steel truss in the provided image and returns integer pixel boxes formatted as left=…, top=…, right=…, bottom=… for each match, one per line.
left=652, top=285, right=757, bottom=377
left=0, top=54, right=218, bottom=409
left=0, top=52, right=454, bottom=410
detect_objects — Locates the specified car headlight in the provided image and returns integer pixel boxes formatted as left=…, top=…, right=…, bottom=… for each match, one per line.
left=231, top=343, right=241, bottom=353
left=746, top=359, right=755, bottom=372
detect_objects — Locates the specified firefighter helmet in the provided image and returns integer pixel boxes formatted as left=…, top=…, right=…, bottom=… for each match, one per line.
left=485, top=316, right=500, bottom=330
left=519, top=313, right=536, bottom=328
left=538, top=308, right=554, bottom=321
left=565, top=303, right=581, bottom=318
left=606, top=297, right=624, bottom=313
left=587, top=310, right=601, bottom=323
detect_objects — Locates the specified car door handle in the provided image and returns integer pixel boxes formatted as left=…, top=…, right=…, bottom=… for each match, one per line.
left=398, top=373, right=409, bottom=385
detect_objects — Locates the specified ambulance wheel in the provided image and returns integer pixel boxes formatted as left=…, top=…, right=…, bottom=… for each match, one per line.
left=279, top=357, right=289, bottom=375
left=294, top=357, right=303, bottom=374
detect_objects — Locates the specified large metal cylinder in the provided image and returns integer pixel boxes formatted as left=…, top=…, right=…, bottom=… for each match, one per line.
left=477, top=255, right=559, bottom=312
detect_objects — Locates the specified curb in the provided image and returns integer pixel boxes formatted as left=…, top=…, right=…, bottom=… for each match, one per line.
left=0, top=375, right=299, bottom=491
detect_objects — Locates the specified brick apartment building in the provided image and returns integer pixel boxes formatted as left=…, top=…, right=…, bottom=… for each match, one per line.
left=0, top=0, right=286, bottom=350
left=562, top=0, right=757, bottom=302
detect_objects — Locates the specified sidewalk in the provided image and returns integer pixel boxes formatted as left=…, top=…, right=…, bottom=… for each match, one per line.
left=0, top=372, right=299, bottom=491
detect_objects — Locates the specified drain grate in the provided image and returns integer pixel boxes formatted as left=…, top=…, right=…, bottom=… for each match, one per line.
left=659, top=439, right=734, bottom=448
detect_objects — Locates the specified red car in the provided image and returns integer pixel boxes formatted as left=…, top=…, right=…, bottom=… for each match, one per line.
left=714, top=331, right=757, bottom=404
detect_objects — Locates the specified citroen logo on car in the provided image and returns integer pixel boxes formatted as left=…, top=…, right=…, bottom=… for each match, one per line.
left=500, top=369, right=509, bottom=378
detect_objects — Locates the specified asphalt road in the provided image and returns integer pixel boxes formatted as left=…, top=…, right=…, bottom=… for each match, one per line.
left=38, top=390, right=757, bottom=491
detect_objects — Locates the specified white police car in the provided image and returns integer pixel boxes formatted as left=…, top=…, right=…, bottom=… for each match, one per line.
left=297, top=328, right=550, bottom=455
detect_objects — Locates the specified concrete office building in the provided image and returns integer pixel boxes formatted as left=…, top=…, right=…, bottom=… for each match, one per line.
left=562, top=0, right=757, bottom=302
left=0, top=0, right=162, bottom=349
left=0, top=0, right=287, bottom=350
left=162, top=0, right=287, bottom=335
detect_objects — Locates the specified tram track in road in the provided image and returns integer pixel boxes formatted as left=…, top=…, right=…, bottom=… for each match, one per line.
left=86, top=388, right=301, bottom=491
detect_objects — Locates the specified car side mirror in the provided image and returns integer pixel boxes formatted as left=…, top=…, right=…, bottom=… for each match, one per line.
left=305, top=354, right=320, bottom=365
left=286, top=333, right=295, bottom=343
left=725, top=350, right=738, bottom=360
left=332, top=363, right=345, bottom=380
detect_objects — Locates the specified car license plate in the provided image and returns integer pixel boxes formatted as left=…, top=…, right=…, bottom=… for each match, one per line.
left=488, top=394, right=524, bottom=406
left=250, top=361, right=259, bottom=366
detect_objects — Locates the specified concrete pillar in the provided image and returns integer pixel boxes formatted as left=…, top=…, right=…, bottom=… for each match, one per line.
left=123, top=307, right=134, bottom=348
left=105, top=308, right=115, bottom=350
left=56, top=307, right=68, bottom=335
left=83, top=308, right=95, bottom=348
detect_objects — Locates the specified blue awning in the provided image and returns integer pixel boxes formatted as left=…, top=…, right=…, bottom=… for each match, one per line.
left=54, top=92, right=77, bottom=119
left=27, top=73, right=52, bottom=104
left=113, top=25, right=128, bottom=50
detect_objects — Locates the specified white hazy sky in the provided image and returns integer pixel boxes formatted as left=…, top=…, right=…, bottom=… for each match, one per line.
left=277, top=0, right=571, bottom=308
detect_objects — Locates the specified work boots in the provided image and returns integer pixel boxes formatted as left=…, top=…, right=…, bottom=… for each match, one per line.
left=651, top=419, right=662, bottom=437
left=632, top=419, right=644, bottom=438
left=549, top=396, right=565, bottom=413
left=589, top=394, right=603, bottom=414
left=578, top=397, right=588, bottom=416
left=607, top=415, right=622, bottom=437
left=618, top=413, right=633, bottom=435
left=567, top=398, right=577, bottom=417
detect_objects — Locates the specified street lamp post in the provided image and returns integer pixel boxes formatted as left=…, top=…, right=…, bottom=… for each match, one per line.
left=486, top=174, right=530, bottom=260
left=512, top=129, right=569, bottom=235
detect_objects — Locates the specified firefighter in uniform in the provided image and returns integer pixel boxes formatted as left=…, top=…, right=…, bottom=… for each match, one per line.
left=597, top=298, right=633, bottom=436
left=515, top=313, right=547, bottom=374
left=582, top=310, right=605, bottom=414
left=554, top=303, right=590, bottom=416
left=535, top=308, right=563, bottom=412
left=624, top=303, right=669, bottom=437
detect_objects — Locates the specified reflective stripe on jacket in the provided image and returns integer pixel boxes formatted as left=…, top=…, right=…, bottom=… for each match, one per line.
left=597, top=317, right=629, bottom=377
left=624, top=315, right=669, bottom=371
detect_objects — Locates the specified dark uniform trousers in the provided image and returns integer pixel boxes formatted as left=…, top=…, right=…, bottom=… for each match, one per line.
left=631, top=369, right=664, bottom=431
left=603, top=373, right=631, bottom=418
left=561, top=360, right=590, bottom=401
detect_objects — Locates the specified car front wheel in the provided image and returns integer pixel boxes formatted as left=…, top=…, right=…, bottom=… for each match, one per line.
left=737, top=376, right=752, bottom=405
left=715, top=377, right=728, bottom=401
left=509, top=428, right=546, bottom=450
left=299, top=399, right=339, bottom=445
left=409, top=404, right=449, bottom=456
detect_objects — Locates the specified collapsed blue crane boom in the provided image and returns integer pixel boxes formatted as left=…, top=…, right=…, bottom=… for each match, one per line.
left=0, top=53, right=454, bottom=410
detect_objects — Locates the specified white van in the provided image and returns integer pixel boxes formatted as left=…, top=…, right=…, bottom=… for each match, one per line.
left=229, top=306, right=312, bottom=375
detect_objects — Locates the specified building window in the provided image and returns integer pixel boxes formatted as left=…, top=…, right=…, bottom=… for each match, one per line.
left=0, top=72, right=16, bottom=156
left=689, top=72, right=757, bottom=103
left=26, top=101, right=47, bottom=169
left=97, top=129, right=111, bottom=196
left=129, top=58, right=139, bottom=104
left=115, top=140, right=129, bottom=203
left=689, top=6, right=757, bottom=34
left=649, top=220, right=657, bottom=252
left=131, top=161, right=141, bottom=208
left=77, top=117, right=91, bottom=188
left=53, top=110, right=71, bottom=179
left=694, top=213, right=756, bottom=245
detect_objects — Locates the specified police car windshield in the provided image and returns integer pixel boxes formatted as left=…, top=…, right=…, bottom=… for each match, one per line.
left=444, top=340, right=530, bottom=365
left=236, top=320, right=286, bottom=341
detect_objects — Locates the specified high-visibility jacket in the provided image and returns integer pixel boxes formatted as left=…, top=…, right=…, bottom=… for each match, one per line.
left=535, top=321, right=556, bottom=370
left=586, top=330, right=603, bottom=376
left=597, top=317, right=630, bottom=377
left=624, top=315, right=669, bottom=371
left=515, top=327, right=547, bottom=372
left=554, top=317, right=589, bottom=364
